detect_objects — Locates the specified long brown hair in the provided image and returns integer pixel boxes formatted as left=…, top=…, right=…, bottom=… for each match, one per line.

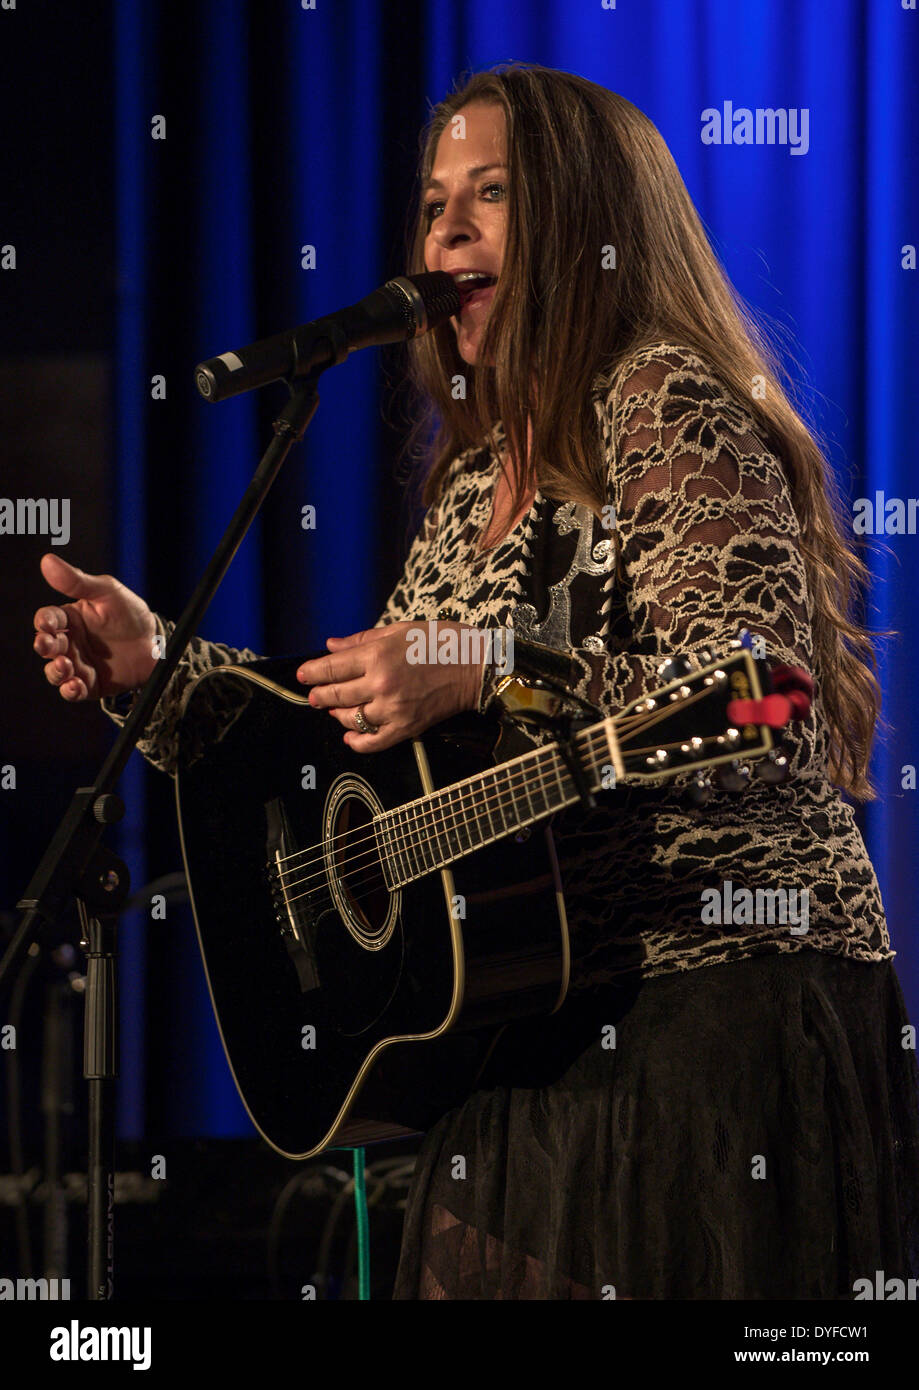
left=401, top=63, right=886, bottom=800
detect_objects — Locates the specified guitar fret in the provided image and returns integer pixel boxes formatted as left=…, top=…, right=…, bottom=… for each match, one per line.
left=444, top=791, right=463, bottom=859
left=417, top=805, right=433, bottom=872
left=507, top=762, right=527, bottom=828
left=394, top=807, right=415, bottom=882
left=386, top=806, right=403, bottom=878
left=526, top=759, right=546, bottom=819
left=416, top=798, right=436, bottom=874
left=517, top=757, right=537, bottom=822
left=404, top=806, right=426, bottom=880
left=445, top=786, right=469, bottom=857
left=479, top=770, right=498, bottom=844
left=426, top=791, right=447, bottom=865
left=540, top=758, right=556, bottom=813
left=383, top=811, right=405, bottom=884
left=450, top=789, right=472, bottom=850
left=552, top=751, right=567, bottom=805
left=428, top=794, right=446, bottom=867
left=583, top=731, right=603, bottom=789
left=490, top=769, right=508, bottom=837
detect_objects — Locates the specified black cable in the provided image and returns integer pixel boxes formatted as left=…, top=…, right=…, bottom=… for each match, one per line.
left=266, top=1163, right=350, bottom=1298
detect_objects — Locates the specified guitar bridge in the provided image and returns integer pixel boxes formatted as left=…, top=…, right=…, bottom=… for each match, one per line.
left=265, top=797, right=321, bottom=994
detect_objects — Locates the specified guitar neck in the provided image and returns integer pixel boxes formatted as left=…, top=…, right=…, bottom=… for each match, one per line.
left=375, top=718, right=620, bottom=889
left=373, top=644, right=775, bottom=889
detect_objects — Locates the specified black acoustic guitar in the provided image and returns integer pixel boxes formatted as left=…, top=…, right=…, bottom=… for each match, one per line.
left=173, top=641, right=790, bottom=1158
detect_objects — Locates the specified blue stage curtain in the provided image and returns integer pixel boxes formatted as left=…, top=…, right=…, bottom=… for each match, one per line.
left=111, top=0, right=918, bottom=1138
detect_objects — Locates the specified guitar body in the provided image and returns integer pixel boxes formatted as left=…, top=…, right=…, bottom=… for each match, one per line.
left=174, top=657, right=569, bottom=1159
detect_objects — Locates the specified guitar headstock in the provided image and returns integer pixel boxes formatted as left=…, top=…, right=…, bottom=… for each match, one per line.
left=498, top=640, right=795, bottom=800
left=611, top=645, right=788, bottom=794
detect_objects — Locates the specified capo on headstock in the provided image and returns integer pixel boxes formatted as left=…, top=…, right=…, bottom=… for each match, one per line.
left=496, top=663, right=603, bottom=813
left=500, top=690, right=601, bottom=812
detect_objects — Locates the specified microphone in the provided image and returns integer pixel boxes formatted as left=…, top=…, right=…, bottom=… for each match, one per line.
left=194, top=271, right=461, bottom=402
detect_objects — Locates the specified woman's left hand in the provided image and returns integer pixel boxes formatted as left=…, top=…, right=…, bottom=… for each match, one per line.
left=296, top=621, right=485, bottom=751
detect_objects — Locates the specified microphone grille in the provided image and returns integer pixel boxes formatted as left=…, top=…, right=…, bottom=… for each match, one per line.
left=412, top=270, right=462, bottom=326
left=387, top=271, right=461, bottom=336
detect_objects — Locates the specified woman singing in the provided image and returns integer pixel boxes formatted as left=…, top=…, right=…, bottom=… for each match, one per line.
left=33, top=64, right=919, bottom=1299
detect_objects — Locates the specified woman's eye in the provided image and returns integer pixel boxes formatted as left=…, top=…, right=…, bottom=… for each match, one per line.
left=423, top=183, right=507, bottom=225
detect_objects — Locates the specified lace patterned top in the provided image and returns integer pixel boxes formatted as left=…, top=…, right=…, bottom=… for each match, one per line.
left=103, top=343, right=892, bottom=993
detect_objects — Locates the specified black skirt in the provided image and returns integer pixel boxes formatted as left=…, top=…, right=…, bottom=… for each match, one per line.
left=391, top=949, right=919, bottom=1299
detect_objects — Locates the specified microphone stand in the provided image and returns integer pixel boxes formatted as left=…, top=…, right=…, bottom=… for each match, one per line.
left=0, top=369, right=325, bottom=1299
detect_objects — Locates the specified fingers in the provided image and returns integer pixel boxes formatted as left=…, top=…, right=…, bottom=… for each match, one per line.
left=33, top=603, right=70, bottom=637
left=39, top=552, right=109, bottom=600
left=308, top=678, right=374, bottom=711
left=343, top=724, right=394, bottom=753
left=33, top=601, right=77, bottom=695
left=33, top=623, right=70, bottom=657
left=299, top=624, right=403, bottom=688
left=42, top=653, right=87, bottom=701
left=33, top=598, right=78, bottom=688
left=323, top=702, right=389, bottom=748
left=57, top=677, right=88, bottom=701
left=326, top=627, right=391, bottom=651
left=297, top=648, right=368, bottom=690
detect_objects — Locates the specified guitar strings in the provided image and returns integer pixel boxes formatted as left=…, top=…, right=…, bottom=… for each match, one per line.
left=276, top=716, right=725, bottom=912
left=273, top=682, right=717, bottom=898
left=277, top=721, right=615, bottom=894
left=274, top=693, right=722, bottom=910
left=275, top=747, right=592, bottom=920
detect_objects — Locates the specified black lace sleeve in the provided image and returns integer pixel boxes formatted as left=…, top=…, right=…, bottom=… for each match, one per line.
left=100, top=613, right=263, bottom=777
left=480, top=344, right=822, bottom=788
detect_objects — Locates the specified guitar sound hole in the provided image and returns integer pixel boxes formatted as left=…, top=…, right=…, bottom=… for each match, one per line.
left=332, top=798, right=388, bottom=933
left=323, top=776, right=399, bottom=951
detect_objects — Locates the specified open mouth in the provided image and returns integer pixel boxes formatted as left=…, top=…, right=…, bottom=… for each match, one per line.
left=452, top=271, right=498, bottom=307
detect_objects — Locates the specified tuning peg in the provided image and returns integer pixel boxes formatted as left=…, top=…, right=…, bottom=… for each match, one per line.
left=657, top=655, right=692, bottom=682
left=714, top=759, right=751, bottom=794
left=685, top=774, right=713, bottom=806
left=755, top=745, right=791, bottom=784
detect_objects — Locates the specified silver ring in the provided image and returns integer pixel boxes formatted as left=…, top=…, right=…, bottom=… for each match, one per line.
left=354, top=705, right=378, bottom=735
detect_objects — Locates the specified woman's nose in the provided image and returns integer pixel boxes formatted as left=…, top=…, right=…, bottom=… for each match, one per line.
left=431, top=203, right=479, bottom=249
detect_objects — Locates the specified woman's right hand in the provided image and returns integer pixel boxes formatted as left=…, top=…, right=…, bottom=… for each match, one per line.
left=33, top=553, right=159, bottom=702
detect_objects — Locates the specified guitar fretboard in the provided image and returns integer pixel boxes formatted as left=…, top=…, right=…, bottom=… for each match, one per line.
left=374, top=720, right=618, bottom=889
